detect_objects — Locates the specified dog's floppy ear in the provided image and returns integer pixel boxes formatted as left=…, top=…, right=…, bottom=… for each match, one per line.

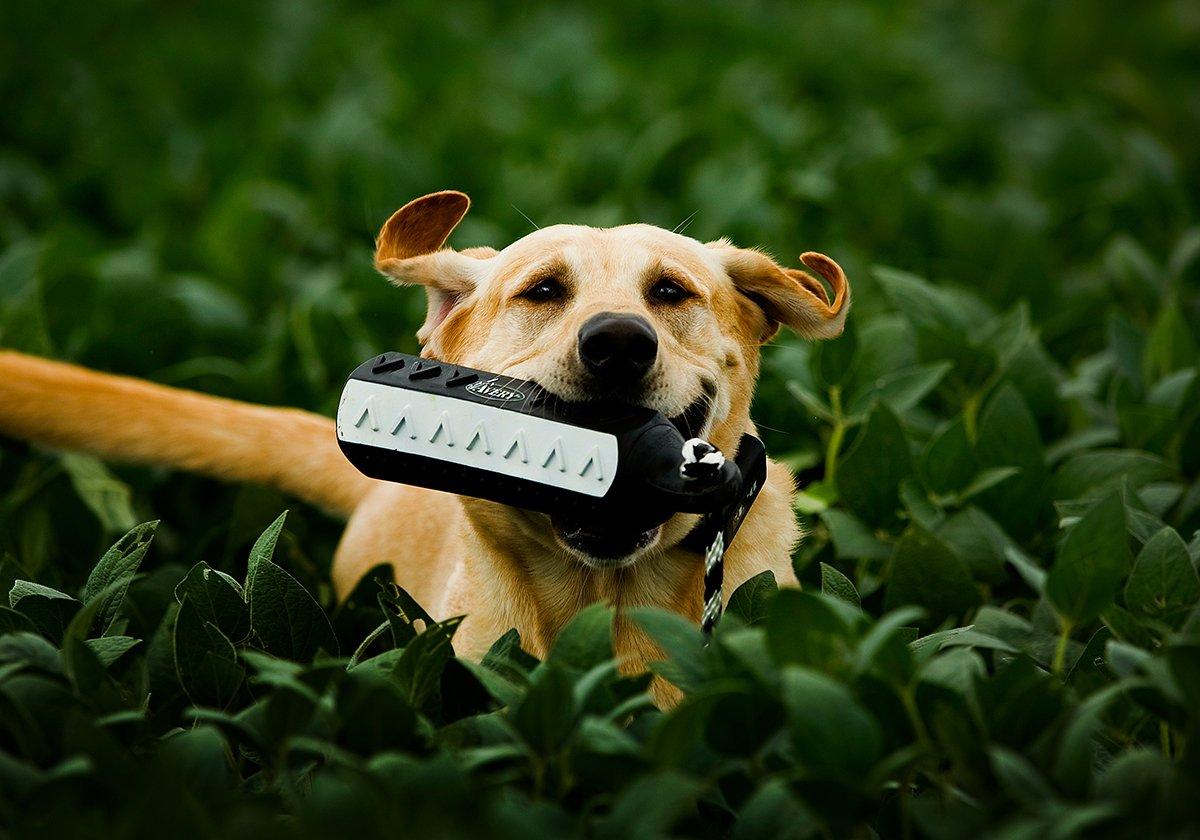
left=713, top=243, right=851, bottom=343
left=375, top=191, right=493, bottom=341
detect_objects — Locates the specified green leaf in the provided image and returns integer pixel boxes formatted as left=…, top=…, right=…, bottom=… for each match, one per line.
left=725, top=571, right=778, bottom=625
left=481, top=628, right=539, bottom=683
left=786, top=380, right=835, bottom=424
left=821, top=508, right=891, bottom=561
left=378, top=583, right=437, bottom=647
left=85, top=636, right=141, bottom=668
left=594, top=771, right=704, bottom=840
left=1046, top=493, right=1130, bottom=626
left=884, top=526, right=981, bottom=624
left=174, top=562, right=251, bottom=644
left=844, top=360, right=952, bottom=421
left=83, top=520, right=157, bottom=635
left=1051, top=450, right=1174, bottom=500
left=58, top=453, right=138, bottom=533
left=972, top=384, right=1048, bottom=539
left=508, top=662, right=576, bottom=754
left=780, top=666, right=882, bottom=779
left=820, top=562, right=861, bottom=608
left=243, top=510, right=288, bottom=593
left=337, top=670, right=422, bottom=754
left=628, top=607, right=707, bottom=692
left=1144, top=292, right=1197, bottom=382
left=731, top=778, right=818, bottom=840
left=8, top=580, right=80, bottom=644
left=937, top=507, right=1015, bottom=585
left=244, top=514, right=338, bottom=662
left=548, top=602, right=613, bottom=672
left=393, top=615, right=463, bottom=713
left=921, top=417, right=977, bottom=495
left=874, top=266, right=975, bottom=334
left=766, top=590, right=855, bottom=670
left=813, top=315, right=858, bottom=388
left=1124, top=527, right=1200, bottom=621
left=1004, top=547, right=1047, bottom=594
left=836, top=403, right=914, bottom=526
left=989, top=746, right=1056, bottom=809
left=174, top=596, right=244, bottom=709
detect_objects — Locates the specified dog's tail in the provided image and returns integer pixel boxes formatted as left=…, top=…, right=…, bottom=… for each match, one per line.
left=0, top=351, right=375, bottom=518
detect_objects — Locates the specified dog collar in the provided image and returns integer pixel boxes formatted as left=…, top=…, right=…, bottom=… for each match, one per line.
left=678, top=434, right=767, bottom=633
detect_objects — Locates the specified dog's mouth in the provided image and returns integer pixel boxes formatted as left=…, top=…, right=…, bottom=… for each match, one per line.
left=548, top=387, right=714, bottom=567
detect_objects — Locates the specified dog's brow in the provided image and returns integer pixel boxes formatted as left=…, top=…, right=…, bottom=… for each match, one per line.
left=648, top=257, right=706, bottom=293
left=499, top=255, right=571, bottom=288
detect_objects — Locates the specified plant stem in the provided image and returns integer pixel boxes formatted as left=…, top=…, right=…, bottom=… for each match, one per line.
left=825, top=386, right=846, bottom=485
left=1052, top=618, right=1074, bottom=676
left=963, top=392, right=980, bottom=444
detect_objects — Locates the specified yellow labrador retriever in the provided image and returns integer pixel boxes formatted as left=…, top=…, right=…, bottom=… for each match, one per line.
left=0, top=190, right=849, bottom=679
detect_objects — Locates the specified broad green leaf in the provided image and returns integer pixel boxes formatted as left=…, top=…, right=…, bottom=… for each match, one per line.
left=8, top=580, right=80, bottom=644
left=481, top=628, right=539, bottom=683
left=766, top=590, right=855, bottom=671
left=174, top=562, right=251, bottom=644
left=731, top=778, right=818, bottom=840
left=836, top=403, right=914, bottom=526
left=972, top=384, right=1048, bottom=540
left=629, top=607, right=707, bottom=692
left=1124, top=527, right=1200, bottom=621
left=813, top=315, right=858, bottom=388
left=58, top=453, right=138, bottom=534
left=85, top=636, right=141, bottom=668
left=174, top=596, right=244, bottom=709
left=821, top=508, right=891, bottom=561
left=780, top=666, right=882, bottom=779
left=725, top=570, right=778, bottom=625
left=1046, top=493, right=1130, bottom=626
left=83, top=520, right=157, bottom=635
left=247, top=558, right=339, bottom=662
left=243, top=511, right=288, bottom=593
left=337, top=670, right=422, bottom=753
left=989, top=746, right=1056, bottom=809
left=937, top=507, right=1014, bottom=585
left=884, top=526, right=981, bottom=624
left=922, top=417, right=977, bottom=495
left=594, top=771, right=704, bottom=840
left=1143, top=293, right=1197, bottom=381
left=244, top=514, right=338, bottom=662
left=548, top=602, right=613, bottom=672
left=393, top=615, right=463, bottom=714
left=508, top=662, right=576, bottom=754
left=1051, top=449, right=1173, bottom=500
left=819, top=562, right=861, bottom=608
left=844, top=360, right=952, bottom=421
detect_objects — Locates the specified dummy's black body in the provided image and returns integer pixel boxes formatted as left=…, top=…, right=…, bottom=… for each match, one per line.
left=336, top=353, right=743, bottom=532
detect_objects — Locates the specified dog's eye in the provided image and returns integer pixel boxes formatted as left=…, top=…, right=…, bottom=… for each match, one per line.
left=649, top=277, right=692, bottom=304
left=520, top=277, right=565, bottom=303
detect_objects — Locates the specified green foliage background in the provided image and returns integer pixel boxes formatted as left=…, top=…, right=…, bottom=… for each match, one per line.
left=1, top=1, right=1200, bottom=837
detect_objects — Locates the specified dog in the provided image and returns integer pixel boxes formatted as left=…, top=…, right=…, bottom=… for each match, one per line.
left=0, top=191, right=849, bottom=693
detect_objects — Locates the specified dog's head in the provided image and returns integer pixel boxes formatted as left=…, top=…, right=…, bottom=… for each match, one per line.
left=374, top=191, right=849, bottom=567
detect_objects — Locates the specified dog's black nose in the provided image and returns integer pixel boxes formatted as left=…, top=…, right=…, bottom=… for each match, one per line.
left=578, top=312, right=658, bottom=385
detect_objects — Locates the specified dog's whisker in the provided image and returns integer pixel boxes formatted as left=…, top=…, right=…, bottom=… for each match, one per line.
left=672, top=210, right=698, bottom=235
left=511, top=203, right=541, bottom=231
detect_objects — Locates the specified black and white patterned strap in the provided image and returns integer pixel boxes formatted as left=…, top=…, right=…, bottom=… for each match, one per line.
left=679, top=434, right=768, bottom=636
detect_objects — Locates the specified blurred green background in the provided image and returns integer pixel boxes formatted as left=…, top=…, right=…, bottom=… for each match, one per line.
left=1, top=0, right=1198, bottom=587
